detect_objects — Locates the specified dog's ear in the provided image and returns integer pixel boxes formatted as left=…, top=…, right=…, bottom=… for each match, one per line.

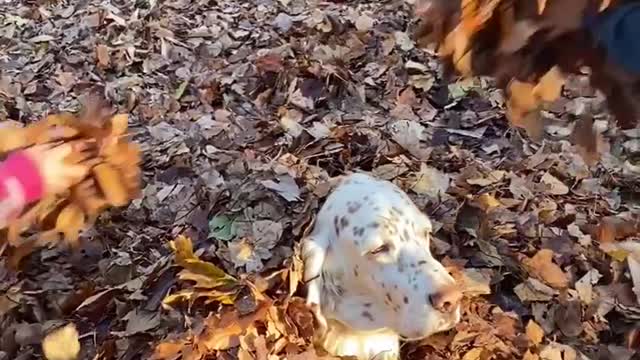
left=301, top=236, right=328, bottom=335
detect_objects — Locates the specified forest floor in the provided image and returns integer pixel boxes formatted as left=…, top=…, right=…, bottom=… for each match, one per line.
left=2, top=0, right=640, bottom=359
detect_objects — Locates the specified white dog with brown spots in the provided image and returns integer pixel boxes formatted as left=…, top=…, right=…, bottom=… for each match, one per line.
left=302, top=172, right=462, bottom=360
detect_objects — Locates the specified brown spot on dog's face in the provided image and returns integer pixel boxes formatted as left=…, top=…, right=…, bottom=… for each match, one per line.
left=353, top=227, right=365, bottom=237
left=391, top=206, right=404, bottom=217
left=340, top=216, right=349, bottom=229
left=354, top=267, right=359, bottom=277
left=348, top=201, right=362, bottom=214
left=403, top=229, right=410, bottom=242
left=385, top=293, right=393, bottom=303
left=368, top=222, right=380, bottom=229
left=403, top=296, right=409, bottom=304
left=362, top=311, right=375, bottom=322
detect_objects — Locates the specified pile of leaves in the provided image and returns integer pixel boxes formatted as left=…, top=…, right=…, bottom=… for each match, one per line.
left=412, top=0, right=640, bottom=164
left=2, top=0, right=640, bottom=359
left=0, top=100, right=141, bottom=268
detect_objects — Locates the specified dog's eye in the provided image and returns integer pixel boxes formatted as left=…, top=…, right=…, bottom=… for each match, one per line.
left=369, top=243, right=391, bottom=255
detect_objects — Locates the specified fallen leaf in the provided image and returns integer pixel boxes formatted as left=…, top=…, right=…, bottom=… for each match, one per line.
left=42, top=323, right=81, bottom=360
left=279, top=107, right=305, bottom=138
left=95, top=44, right=110, bottom=67
left=574, top=269, right=602, bottom=304
left=409, top=163, right=451, bottom=197
left=540, top=172, right=569, bottom=195
left=526, top=319, right=545, bottom=346
left=261, top=175, right=302, bottom=202
left=354, top=14, right=375, bottom=32
left=522, top=249, right=569, bottom=289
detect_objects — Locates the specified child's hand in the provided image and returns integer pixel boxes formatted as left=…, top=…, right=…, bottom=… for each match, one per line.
left=24, top=140, right=96, bottom=196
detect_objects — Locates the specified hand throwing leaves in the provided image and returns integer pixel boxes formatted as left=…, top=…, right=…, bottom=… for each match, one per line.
left=24, top=140, right=97, bottom=196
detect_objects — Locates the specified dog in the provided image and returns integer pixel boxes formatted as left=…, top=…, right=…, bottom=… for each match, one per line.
left=302, top=172, right=462, bottom=360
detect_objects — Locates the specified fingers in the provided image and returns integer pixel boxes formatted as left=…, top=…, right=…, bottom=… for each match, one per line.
left=63, top=164, right=91, bottom=182
left=47, top=125, right=79, bottom=141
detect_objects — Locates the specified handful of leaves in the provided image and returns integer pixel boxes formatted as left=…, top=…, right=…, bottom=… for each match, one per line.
left=0, top=102, right=141, bottom=266
left=413, top=0, right=640, bottom=162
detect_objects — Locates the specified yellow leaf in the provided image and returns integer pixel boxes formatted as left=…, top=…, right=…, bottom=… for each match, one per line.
left=462, top=348, right=484, bottom=360
left=526, top=320, right=545, bottom=345
left=475, top=193, right=503, bottom=211
left=42, top=323, right=81, bottom=360
left=164, top=235, right=239, bottom=306
left=170, top=235, right=236, bottom=283
left=607, top=249, right=630, bottom=262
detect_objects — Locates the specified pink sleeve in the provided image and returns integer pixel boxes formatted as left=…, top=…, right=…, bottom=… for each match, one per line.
left=0, top=151, right=45, bottom=226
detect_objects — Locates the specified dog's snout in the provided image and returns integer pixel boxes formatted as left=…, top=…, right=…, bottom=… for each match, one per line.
left=428, top=285, right=462, bottom=313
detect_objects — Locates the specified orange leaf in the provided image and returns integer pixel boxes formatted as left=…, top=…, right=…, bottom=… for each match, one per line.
left=533, top=66, right=564, bottom=103
left=522, top=249, right=569, bottom=289
left=597, top=216, right=640, bottom=243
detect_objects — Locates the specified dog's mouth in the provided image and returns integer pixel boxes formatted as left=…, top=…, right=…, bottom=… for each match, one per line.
left=397, top=309, right=462, bottom=341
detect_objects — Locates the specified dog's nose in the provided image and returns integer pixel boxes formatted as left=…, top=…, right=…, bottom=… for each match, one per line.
left=429, top=285, right=462, bottom=313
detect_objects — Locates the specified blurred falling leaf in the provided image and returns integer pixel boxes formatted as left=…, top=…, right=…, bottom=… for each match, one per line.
left=42, top=323, right=80, bottom=360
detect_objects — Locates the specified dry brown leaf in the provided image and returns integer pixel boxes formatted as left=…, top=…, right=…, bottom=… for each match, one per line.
left=95, top=44, right=110, bottom=67
left=540, top=172, right=569, bottom=195
left=522, top=249, right=569, bottom=289
left=256, top=53, right=285, bottom=74
left=396, top=87, right=418, bottom=107
left=571, top=116, right=601, bottom=165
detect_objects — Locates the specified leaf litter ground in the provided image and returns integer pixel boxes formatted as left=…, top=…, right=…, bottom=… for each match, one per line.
left=2, top=0, right=640, bottom=359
